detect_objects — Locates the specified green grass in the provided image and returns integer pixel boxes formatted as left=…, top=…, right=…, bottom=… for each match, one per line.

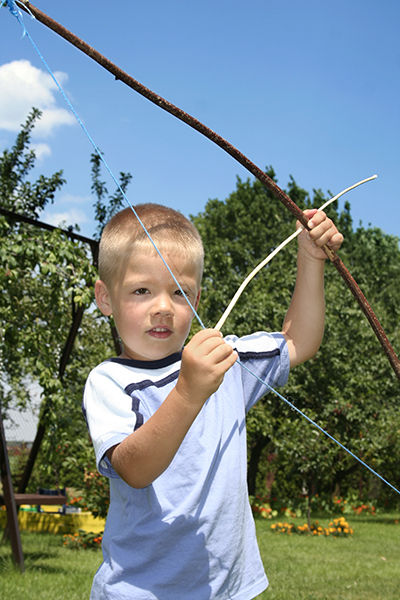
left=0, top=530, right=102, bottom=600
left=0, top=513, right=399, bottom=599
left=255, top=513, right=400, bottom=600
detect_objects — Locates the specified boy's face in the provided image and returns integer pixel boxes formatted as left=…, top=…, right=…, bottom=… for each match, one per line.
left=95, top=248, right=201, bottom=362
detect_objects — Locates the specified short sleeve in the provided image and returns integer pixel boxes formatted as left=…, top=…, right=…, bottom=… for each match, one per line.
left=224, top=331, right=290, bottom=413
left=83, top=364, right=138, bottom=477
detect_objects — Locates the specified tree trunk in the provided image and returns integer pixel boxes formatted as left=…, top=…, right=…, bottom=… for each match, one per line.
left=247, top=436, right=270, bottom=496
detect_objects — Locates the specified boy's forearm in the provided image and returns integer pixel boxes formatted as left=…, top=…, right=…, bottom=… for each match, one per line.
left=107, top=387, right=203, bottom=489
left=107, top=329, right=237, bottom=489
left=282, top=248, right=326, bottom=368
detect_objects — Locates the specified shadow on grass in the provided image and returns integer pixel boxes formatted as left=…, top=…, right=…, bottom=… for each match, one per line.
left=302, top=511, right=400, bottom=526
left=0, top=549, right=67, bottom=574
left=350, top=515, right=400, bottom=525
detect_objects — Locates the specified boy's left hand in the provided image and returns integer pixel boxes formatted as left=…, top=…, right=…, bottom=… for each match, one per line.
left=297, top=209, right=343, bottom=260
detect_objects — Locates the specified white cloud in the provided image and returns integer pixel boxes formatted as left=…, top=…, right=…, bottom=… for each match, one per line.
left=42, top=204, right=91, bottom=230
left=0, top=59, right=76, bottom=136
left=31, top=142, right=52, bottom=160
left=59, top=193, right=92, bottom=209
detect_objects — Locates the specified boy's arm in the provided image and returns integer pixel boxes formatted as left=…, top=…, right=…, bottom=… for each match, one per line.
left=106, top=329, right=237, bottom=489
left=282, top=209, right=343, bottom=368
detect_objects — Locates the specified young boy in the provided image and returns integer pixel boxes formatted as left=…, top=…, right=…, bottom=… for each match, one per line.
left=83, top=202, right=343, bottom=600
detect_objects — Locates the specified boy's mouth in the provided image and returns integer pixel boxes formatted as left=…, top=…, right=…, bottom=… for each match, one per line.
left=148, top=327, right=172, bottom=339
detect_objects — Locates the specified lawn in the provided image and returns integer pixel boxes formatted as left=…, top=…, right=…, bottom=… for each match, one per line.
left=255, top=513, right=400, bottom=600
left=0, top=530, right=102, bottom=600
left=0, top=513, right=399, bottom=599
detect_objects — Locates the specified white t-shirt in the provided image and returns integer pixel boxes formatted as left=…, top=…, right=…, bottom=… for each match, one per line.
left=83, top=331, right=290, bottom=600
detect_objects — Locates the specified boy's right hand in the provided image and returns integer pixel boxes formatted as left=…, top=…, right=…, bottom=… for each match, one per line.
left=176, top=329, right=238, bottom=408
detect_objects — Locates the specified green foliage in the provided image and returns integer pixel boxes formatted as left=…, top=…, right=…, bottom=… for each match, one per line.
left=193, top=168, right=298, bottom=333
left=7, top=444, right=31, bottom=490
left=63, top=530, right=103, bottom=550
left=250, top=491, right=378, bottom=521
left=91, top=152, right=132, bottom=240
left=279, top=226, right=400, bottom=501
left=2, top=110, right=400, bottom=519
left=0, top=108, right=65, bottom=218
left=65, top=466, right=110, bottom=520
left=0, top=111, right=113, bottom=505
left=193, top=169, right=400, bottom=503
left=31, top=311, right=114, bottom=493
left=0, top=218, right=98, bottom=411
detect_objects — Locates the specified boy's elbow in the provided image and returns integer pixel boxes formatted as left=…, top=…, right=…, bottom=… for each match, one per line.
left=107, top=444, right=154, bottom=489
left=126, top=475, right=154, bottom=489
left=113, top=460, right=155, bottom=489
left=114, top=465, right=155, bottom=489
left=287, top=339, right=322, bottom=369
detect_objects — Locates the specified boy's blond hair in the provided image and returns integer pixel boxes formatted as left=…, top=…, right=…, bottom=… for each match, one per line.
left=98, top=204, right=204, bottom=287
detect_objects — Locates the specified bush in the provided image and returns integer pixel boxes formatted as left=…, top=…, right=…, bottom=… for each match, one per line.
left=68, top=468, right=110, bottom=520
left=271, top=516, right=354, bottom=538
left=63, top=530, right=103, bottom=550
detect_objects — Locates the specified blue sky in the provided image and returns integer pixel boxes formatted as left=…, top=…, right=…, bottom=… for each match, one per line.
left=0, top=0, right=399, bottom=240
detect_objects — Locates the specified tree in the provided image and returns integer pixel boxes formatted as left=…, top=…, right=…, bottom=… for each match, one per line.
left=0, top=108, right=64, bottom=218
left=3, top=109, right=399, bottom=515
left=91, top=152, right=132, bottom=240
left=192, top=171, right=400, bottom=504
left=0, top=110, right=111, bottom=497
left=1, top=111, right=96, bottom=408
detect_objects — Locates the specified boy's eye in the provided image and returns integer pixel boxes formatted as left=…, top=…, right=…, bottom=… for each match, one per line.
left=174, top=289, right=185, bottom=297
left=134, top=288, right=149, bottom=295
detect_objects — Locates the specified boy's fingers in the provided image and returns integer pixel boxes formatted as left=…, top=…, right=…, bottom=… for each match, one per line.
left=297, top=209, right=343, bottom=256
left=210, top=340, right=237, bottom=363
left=184, top=329, right=237, bottom=372
left=189, top=328, right=222, bottom=346
left=199, top=337, right=236, bottom=366
left=189, top=328, right=229, bottom=354
left=306, top=213, right=339, bottom=242
left=307, top=210, right=330, bottom=230
left=327, top=231, right=344, bottom=250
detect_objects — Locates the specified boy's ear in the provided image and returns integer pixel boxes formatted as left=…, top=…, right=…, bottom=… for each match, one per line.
left=95, top=279, right=113, bottom=316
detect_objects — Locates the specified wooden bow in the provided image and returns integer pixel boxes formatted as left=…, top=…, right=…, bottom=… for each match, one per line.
left=14, top=1, right=400, bottom=382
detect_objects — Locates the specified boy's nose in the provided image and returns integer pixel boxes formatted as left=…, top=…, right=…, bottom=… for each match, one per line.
left=151, top=293, right=174, bottom=316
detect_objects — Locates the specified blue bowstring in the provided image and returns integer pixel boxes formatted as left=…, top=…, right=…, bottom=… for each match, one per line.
left=239, top=361, right=400, bottom=497
left=6, top=0, right=400, bottom=497
left=2, top=0, right=18, bottom=16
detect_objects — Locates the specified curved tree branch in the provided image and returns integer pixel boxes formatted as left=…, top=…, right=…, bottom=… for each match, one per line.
left=15, top=1, right=400, bottom=382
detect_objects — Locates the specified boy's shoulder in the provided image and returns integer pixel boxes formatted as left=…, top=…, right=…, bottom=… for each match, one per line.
left=224, top=330, right=287, bottom=357
left=87, top=351, right=183, bottom=387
